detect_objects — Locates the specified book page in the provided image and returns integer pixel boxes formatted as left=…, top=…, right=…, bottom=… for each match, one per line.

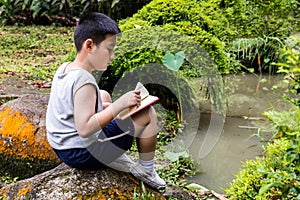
left=118, top=82, right=159, bottom=120
left=135, top=82, right=149, bottom=100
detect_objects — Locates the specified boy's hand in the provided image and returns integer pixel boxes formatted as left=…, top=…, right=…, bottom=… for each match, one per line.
left=119, top=90, right=141, bottom=109
left=111, top=90, right=141, bottom=117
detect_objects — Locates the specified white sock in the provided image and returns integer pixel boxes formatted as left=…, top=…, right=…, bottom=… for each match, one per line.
left=138, top=158, right=154, bottom=173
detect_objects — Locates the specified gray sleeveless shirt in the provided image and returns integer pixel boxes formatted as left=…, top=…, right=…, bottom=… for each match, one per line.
left=46, top=62, right=102, bottom=149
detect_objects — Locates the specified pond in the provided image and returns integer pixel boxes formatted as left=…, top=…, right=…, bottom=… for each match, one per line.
left=186, top=73, right=293, bottom=193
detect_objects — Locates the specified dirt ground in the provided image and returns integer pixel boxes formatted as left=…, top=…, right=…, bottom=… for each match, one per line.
left=0, top=74, right=50, bottom=105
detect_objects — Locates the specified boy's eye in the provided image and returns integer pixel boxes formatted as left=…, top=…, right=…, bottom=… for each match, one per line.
left=107, top=45, right=117, bottom=53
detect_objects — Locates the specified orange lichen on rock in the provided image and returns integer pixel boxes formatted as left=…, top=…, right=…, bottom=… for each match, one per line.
left=16, top=183, right=32, bottom=196
left=0, top=107, right=57, bottom=161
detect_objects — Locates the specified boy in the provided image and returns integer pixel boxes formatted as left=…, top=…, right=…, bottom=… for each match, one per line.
left=46, top=12, right=166, bottom=190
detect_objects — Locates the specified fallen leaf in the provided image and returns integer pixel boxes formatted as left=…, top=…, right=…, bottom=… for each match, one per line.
left=211, top=190, right=228, bottom=200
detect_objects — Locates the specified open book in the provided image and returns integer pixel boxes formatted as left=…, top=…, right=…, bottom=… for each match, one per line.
left=118, top=82, right=160, bottom=120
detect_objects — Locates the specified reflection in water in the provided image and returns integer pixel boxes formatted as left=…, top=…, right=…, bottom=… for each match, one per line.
left=187, top=74, right=291, bottom=193
left=188, top=114, right=272, bottom=193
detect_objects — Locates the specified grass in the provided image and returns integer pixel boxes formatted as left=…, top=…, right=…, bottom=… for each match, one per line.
left=0, top=26, right=75, bottom=82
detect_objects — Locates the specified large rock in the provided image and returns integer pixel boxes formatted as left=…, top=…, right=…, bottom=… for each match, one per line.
left=0, top=162, right=192, bottom=199
left=0, top=163, right=171, bottom=199
left=0, top=94, right=60, bottom=179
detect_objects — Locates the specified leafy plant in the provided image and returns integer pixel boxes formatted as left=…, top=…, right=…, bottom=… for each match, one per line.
left=156, top=148, right=199, bottom=188
left=0, top=172, right=18, bottom=188
left=118, top=0, right=235, bottom=74
left=225, top=138, right=300, bottom=199
left=226, top=106, right=300, bottom=199
left=275, top=35, right=300, bottom=107
left=133, top=182, right=156, bottom=199
left=228, top=36, right=284, bottom=74
left=0, top=0, right=151, bottom=25
left=162, top=51, right=185, bottom=122
left=265, top=108, right=300, bottom=139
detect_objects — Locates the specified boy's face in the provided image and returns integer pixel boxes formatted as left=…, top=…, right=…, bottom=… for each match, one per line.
left=89, top=34, right=116, bottom=71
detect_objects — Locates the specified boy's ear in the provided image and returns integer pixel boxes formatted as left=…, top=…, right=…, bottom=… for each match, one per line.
left=83, top=39, right=94, bottom=51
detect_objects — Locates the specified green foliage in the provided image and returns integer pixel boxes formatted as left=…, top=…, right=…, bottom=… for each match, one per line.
left=162, top=51, right=185, bottom=72
left=0, top=172, right=18, bottom=188
left=226, top=107, right=300, bottom=199
left=0, top=0, right=151, bottom=25
left=159, top=150, right=199, bottom=187
left=118, top=0, right=235, bottom=75
left=162, top=51, right=185, bottom=122
left=228, top=36, right=285, bottom=73
left=156, top=110, right=180, bottom=145
left=162, top=21, right=233, bottom=75
left=275, top=35, right=300, bottom=106
left=265, top=108, right=300, bottom=139
left=223, top=0, right=300, bottom=73
left=133, top=182, right=156, bottom=199
left=117, top=0, right=299, bottom=76
left=222, top=0, right=300, bottom=38
left=225, top=138, right=300, bottom=199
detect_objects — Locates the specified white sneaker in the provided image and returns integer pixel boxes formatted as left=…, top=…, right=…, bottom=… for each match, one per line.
left=107, top=153, right=135, bottom=172
left=129, top=162, right=166, bottom=190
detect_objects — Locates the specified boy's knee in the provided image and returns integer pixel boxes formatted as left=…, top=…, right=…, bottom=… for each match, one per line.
left=132, top=106, right=157, bottom=126
left=148, top=106, right=157, bottom=119
left=100, top=90, right=112, bottom=103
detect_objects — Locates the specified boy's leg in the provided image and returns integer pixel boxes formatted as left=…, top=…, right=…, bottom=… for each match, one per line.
left=130, top=106, right=166, bottom=190
left=131, top=106, right=157, bottom=161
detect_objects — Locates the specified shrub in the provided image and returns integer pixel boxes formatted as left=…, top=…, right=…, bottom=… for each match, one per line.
left=225, top=138, right=300, bottom=199
left=226, top=107, right=300, bottom=199
left=222, top=0, right=300, bottom=38
left=118, top=0, right=236, bottom=75
left=0, top=0, right=151, bottom=25
left=275, top=35, right=300, bottom=106
left=223, top=0, right=300, bottom=73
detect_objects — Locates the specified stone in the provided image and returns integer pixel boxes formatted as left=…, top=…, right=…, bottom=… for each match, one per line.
left=0, top=94, right=60, bottom=179
left=0, top=163, right=169, bottom=199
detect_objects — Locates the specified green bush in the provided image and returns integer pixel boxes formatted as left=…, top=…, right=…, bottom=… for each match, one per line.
left=225, top=138, right=300, bottom=199
left=0, top=0, right=151, bottom=25
left=265, top=108, right=300, bottom=140
left=225, top=107, right=300, bottom=199
left=117, top=0, right=300, bottom=76
left=222, top=0, right=300, bottom=38
left=223, top=0, right=300, bottom=73
left=275, top=35, right=300, bottom=106
left=118, top=0, right=236, bottom=75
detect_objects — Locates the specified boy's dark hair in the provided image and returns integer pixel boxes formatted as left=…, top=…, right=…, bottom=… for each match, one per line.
left=74, top=12, right=121, bottom=52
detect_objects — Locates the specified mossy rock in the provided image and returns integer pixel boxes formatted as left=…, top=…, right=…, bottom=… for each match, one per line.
left=0, top=95, right=60, bottom=180
left=0, top=163, right=193, bottom=199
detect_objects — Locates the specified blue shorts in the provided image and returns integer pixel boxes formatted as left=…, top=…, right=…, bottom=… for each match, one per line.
left=53, top=119, right=134, bottom=170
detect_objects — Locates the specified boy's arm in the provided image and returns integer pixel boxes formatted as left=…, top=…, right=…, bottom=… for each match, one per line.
left=74, top=84, right=141, bottom=138
left=74, top=84, right=107, bottom=138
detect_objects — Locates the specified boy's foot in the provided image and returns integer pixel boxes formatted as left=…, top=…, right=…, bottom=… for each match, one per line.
left=107, top=153, right=135, bottom=172
left=129, top=162, right=166, bottom=190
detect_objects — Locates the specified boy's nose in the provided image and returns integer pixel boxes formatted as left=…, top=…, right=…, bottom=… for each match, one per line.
left=110, top=52, right=115, bottom=60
